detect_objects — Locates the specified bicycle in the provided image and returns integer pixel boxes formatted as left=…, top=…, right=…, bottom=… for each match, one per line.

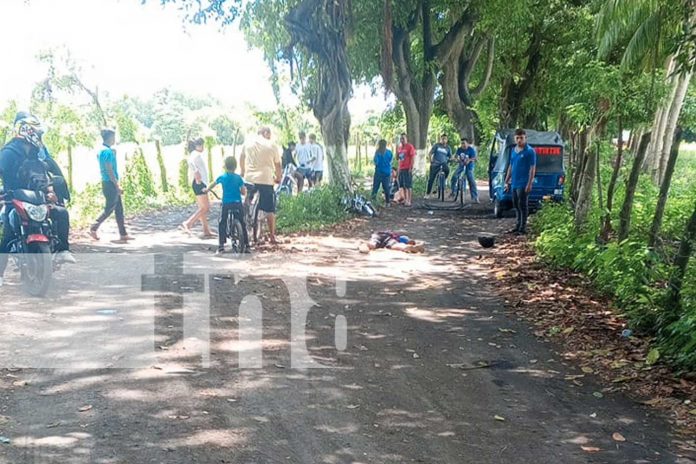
left=224, top=206, right=247, bottom=254
left=454, top=173, right=467, bottom=207
left=435, top=164, right=447, bottom=202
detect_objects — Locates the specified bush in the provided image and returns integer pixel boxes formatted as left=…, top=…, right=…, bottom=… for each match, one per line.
left=276, top=186, right=350, bottom=234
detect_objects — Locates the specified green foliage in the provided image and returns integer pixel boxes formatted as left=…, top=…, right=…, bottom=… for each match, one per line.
left=155, top=140, right=169, bottom=193
left=121, top=148, right=157, bottom=212
left=532, top=149, right=696, bottom=369
left=210, top=115, right=243, bottom=146
left=276, top=186, right=350, bottom=234
left=179, top=156, right=192, bottom=199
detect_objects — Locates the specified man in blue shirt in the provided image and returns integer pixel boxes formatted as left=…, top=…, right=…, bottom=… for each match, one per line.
left=505, top=129, right=537, bottom=235
left=451, top=137, right=479, bottom=202
left=372, top=139, right=393, bottom=205
left=89, top=129, right=132, bottom=243
left=426, top=134, right=452, bottom=197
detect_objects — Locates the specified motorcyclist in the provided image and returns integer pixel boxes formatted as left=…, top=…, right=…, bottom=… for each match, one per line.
left=0, top=115, right=75, bottom=287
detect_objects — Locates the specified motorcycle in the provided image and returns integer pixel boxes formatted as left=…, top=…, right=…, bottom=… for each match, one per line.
left=342, top=191, right=377, bottom=217
left=0, top=189, right=56, bottom=296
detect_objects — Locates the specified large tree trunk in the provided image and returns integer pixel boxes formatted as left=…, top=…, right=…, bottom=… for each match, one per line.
left=646, top=58, right=677, bottom=176
left=618, top=132, right=651, bottom=241
left=665, top=196, right=696, bottom=318
left=499, top=28, right=543, bottom=127
left=657, top=71, right=691, bottom=184
left=381, top=0, right=474, bottom=174
left=648, top=126, right=683, bottom=249
left=570, top=129, right=589, bottom=204
left=286, top=0, right=353, bottom=192
left=440, top=34, right=494, bottom=144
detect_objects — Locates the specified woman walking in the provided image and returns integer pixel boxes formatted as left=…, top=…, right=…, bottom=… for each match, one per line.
left=181, top=138, right=215, bottom=238
left=372, top=139, right=393, bottom=206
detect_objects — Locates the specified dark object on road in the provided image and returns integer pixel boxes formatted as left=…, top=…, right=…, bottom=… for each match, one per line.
left=478, top=235, right=495, bottom=248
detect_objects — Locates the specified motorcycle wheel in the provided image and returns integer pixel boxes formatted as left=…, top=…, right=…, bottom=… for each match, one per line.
left=21, top=242, right=52, bottom=297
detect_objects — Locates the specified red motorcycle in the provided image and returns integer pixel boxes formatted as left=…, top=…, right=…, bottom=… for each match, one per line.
left=0, top=188, right=55, bottom=296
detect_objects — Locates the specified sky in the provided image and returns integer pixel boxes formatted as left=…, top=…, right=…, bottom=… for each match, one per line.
left=1, top=0, right=388, bottom=120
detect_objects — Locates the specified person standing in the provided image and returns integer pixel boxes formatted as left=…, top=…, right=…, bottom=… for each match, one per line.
left=452, top=137, right=479, bottom=202
left=295, top=131, right=314, bottom=191
left=309, top=133, right=324, bottom=186
left=240, top=126, right=282, bottom=245
left=396, top=133, right=416, bottom=207
left=282, top=142, right=297, bottom=169
left=181, top=138, right=215, bottom=238
left=505, top=129, right=537, bottom=235
left=372, top=139, right=393, bottom=206
left=89, top=129, right=133, bottom=243
left=426, top=134, right=452, bottom=197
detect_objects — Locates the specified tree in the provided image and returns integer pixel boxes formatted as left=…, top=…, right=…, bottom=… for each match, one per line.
left=378, top=0, right=477, bottom=171
left=596, top=0, right=695, bottom=184
left=210, top=115, right=243, bottom=146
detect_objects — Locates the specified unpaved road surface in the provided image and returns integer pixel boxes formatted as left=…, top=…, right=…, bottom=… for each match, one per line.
left=0, top=190, right=693, bottom=463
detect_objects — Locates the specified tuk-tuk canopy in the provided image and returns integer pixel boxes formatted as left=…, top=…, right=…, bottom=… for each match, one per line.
left=497, top=129, right=564, bottom=148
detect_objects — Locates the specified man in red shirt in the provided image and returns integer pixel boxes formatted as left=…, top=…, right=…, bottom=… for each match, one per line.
left=397, top=133, right=416, bottom=206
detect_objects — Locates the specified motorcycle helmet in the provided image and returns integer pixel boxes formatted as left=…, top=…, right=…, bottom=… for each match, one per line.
left=14, top=115, right=44, bottom=148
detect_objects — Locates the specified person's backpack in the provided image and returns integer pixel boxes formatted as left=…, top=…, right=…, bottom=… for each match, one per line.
left=18, top=157, right=50, bottom=192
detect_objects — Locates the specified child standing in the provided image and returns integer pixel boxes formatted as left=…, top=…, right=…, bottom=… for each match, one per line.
left=205, top=156, right=250, bottom=254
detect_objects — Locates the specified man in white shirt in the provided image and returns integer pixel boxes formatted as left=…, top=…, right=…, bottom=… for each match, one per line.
left=294, top=131, right=314, bottom=191
left=309, top=133, right=324, bottom=186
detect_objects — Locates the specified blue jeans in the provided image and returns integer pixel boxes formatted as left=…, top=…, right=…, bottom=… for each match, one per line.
left=450, top=165, right=466, bottom=195
left=465, top=168, right=478, bottom=200
left=372, top=171, right=391, bottom=204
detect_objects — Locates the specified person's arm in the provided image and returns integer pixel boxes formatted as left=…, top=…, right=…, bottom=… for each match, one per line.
left=240, top=184, right=247, bottom=196
left=470, top=147, right=478, bottom=163
left=373, top=152, right=379, bottom=166
left=526, top=150, right=537, bottom=193
left=104, top=150, right=121, bottom=192
left=504, top=164, right=512, bottom=192
left=203, top=180, right=218, bottom=193
left=275, top=160, right=282, bottom=183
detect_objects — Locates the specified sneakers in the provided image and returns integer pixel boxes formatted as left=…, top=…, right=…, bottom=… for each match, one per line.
left=215, top=248, right=225, bottom=256
left=56, top=250, right=77, bottom=264
left=88, top=229, right=99, bottom=241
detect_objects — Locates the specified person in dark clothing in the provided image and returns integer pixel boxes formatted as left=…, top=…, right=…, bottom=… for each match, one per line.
left=426, top=134, right=452, bottom=196
left=371, top=139, right=393, bottom=206
left=282, top=142, right=297, bottom=169
left=505, top=128, right=537, bottom=235
left=0, top=115, right=74, bottom=286
left=89, top=129, right=133, bottom=243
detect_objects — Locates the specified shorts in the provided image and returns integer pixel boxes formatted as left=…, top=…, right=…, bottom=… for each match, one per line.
left=297, top=167, right=313, bottom=179
left=192, top=180, right=207, bottom=196
left=398, top=170, right=413, bottom=189
left=255, top=184, right=276, bottom=213
left=369, top=231, right=399, bottom=249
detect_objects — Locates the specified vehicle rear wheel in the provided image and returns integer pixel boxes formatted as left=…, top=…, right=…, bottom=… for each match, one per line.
left=22, top=242, right=52, bottom=297
left=493, top=199, right=504, bottom=219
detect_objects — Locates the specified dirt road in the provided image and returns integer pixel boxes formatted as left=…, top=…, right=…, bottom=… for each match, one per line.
left=0, top=192, right=692, bottom=463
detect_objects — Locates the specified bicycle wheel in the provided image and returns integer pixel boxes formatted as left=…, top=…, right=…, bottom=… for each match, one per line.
left=229, top=218, right=244, bottom=253
left=459, top=177, right=465, bottom=207
left=438, top=173, right=445, bottom=202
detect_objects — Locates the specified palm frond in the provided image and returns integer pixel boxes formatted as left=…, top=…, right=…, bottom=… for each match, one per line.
left=622, top=9, right=663, bottom=69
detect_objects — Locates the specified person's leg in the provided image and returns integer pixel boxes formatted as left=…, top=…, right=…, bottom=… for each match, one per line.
left=381, top=173, right=391, bottom=205
left=451, top=165, right=463, bottom=195
left=371, top=173, right=380, bottom=200
left=426, top=165, right=437, bottom=195
left=406, top=188, right=412, bottom=206
left=91, top=182, right=118, bottom=235
left=267, top=213, right=277, bottom=243
left=467, top=169, right=478, bottom=201
left=218, top=203, right=230, bottom=250
left=0, top=209, right=13, bottom=280
left=51, top=206, right=70, bottom=252
left=295, top=171, right=305, bottom=192
left=512, top=188, right=522, bottom=232
left=199, top=194, right=213, bottom=236
left=519, top=189, right=529, bottom=233
left=114, top=194, right=128, bottom=238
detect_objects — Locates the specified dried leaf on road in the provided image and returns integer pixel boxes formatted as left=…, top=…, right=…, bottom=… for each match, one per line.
left=581, top=446, right=600, bottom=453
left=494, top=415, right=505, bottom=421
left=78, top=405, right=93, bottom=412
left=612, top=432, right=626, bottom=442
